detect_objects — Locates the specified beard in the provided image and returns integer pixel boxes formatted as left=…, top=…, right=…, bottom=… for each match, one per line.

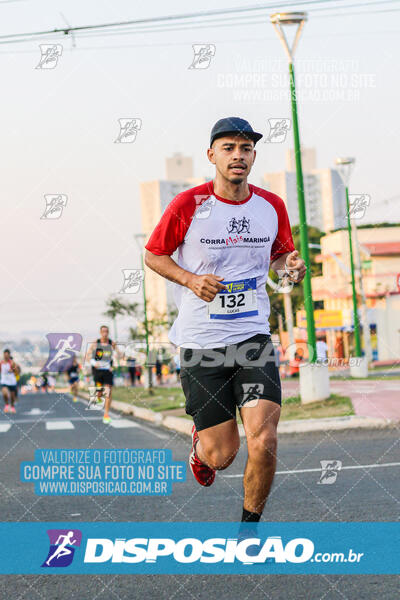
left=229, top=175, right=245, bottom=184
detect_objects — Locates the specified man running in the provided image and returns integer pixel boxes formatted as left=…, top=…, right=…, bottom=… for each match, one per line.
left=144, top=117, right=306, bottom=523
left=1, top=349, right=18, bottom=413
left=66, top=356, right=80, bottom=402
left=85, top=326, right=118, bottom=424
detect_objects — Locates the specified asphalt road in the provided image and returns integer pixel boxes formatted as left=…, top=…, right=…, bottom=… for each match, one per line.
left=0, top=392, right=399, bottom=599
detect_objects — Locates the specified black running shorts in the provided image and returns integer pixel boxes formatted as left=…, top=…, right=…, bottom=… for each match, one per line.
left=179, top=333, right=281, bottom=431
left=93, top=369, right=113, bottom=386
left=2, top=384, right=17, bottom=393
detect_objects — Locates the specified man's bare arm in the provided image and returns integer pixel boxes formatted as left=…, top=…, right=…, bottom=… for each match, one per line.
left=144, top=251, right=193, bottom=287
left=144, top=250, right=227, bottom=302
left=270, top=252, right=290, bottom=274
left=270, top=250, right=306, bottom=283
left=84, top=342, right=95, bottom=367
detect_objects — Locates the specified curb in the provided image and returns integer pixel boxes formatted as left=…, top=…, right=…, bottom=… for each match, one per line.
left=77, top=392, right=395, bottom=437
left=276, top=415, right=394, bottom=434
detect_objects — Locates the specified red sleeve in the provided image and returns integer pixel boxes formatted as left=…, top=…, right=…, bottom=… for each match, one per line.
left=270, top=197, right=295, bottom=262
left=251, top=186, right=295, bottom=262
left=145, top=195, right=193, bottom=256
left=145, top=185, right=211, bottom=256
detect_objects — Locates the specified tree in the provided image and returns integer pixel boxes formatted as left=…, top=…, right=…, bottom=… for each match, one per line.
left=103, top=296, right=173, bottom=358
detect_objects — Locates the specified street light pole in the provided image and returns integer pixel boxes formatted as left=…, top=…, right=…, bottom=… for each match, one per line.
left=134, top=233, right=153, bottom=389
left=335, top=158, right=362, bottom=358
left=345, top=186, right=362, bottom=357
left=351, top=221, right=373, bottom=363
left=270, top=12, right=317, bottom=363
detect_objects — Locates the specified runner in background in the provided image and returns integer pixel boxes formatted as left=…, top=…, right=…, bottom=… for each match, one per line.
left=66, top=356, right=80, bottom=402
left=316, top=334, right=329, bottom=361
left=289, top=350, right=304, bottom=377
left=41, top=373, right=49, bottom=393
left=10, top=354, right=21, bottom=401
left=35, top=375, right=43, bottom=393
left=1, top=349, right=18, bottom=413
left=135, top=364, right=142, bottom=385
left=155, top=356, right=162, bottom=385
left=126, top=355, right=137, bottom=387
left=47, top=374, right=56, bottom=392
left=85, top=325, right=119, bottom=424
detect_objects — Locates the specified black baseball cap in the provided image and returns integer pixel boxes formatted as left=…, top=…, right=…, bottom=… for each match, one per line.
left=210, top=117, right=263, bottom=147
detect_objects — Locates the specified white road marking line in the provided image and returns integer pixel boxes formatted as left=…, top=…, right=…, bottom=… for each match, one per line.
left=0, top=414, right=169, bottom=438
left=132, top=423, right=169, bottom=439
left=45, top=421, right=75, bottom=430
left=222, top=461, right=400, bottom=478
left=64, top=394, right=170, bottom=439
left=109, top=419, right=140, bottom=429
left=0, top=416, right=105, bottom=425
left=23, top=408, right=53, bottom=415
left=107, top=415, right=169, bottom=439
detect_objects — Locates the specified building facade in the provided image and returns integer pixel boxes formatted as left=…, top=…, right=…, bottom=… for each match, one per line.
left=263, top=148, right=347, bottom=233
left=312, top=226, right=400, bottom=361
left=140, top=156, right=204, bottom=342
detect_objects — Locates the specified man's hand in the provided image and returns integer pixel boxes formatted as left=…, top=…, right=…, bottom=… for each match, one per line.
left=187, top=273, right=227, bottom=302
left=285, top=250, right=306, bottom=283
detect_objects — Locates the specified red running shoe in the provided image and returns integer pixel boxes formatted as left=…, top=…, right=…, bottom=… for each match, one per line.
left=189, top=424, right=215, bottom=487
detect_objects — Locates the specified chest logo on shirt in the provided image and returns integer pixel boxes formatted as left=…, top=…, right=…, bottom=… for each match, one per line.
left=227, top=217, right=250, bottom=234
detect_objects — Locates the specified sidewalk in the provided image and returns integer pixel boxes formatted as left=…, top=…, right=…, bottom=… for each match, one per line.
left=158, top=377, right=400, bottom=423
left=76, top=385, right=397, bottom=438
left=282, top=378, right=400, bottom=421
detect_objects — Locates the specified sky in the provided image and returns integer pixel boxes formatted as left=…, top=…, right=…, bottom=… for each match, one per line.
left=1, top=0, right=399, bottom=343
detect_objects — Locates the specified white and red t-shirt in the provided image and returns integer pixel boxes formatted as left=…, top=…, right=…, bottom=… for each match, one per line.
left=145, top=181, right=295, bottom=348
left=0, top=360, right=16, bottom=386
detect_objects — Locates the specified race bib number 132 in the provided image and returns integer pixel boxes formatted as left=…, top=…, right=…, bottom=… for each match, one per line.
left=208, top=277, right=258, bottom=320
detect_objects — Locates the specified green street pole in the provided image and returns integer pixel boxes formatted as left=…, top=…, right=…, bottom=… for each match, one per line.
left=139, top=249, right=153, bottom=388
left=289, top=61, right=317, bottom=362
left=345, top=186, right=362, bottom=357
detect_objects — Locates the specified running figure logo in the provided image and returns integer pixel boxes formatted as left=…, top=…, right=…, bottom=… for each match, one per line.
left=317, top=460, right=342, bottom=484
left=87, top=385, right=109, bottom=410
left=348, top=194, right=370, bottom=220
left=239, top=383, right=265, bottom=408
left=188, top=44, right=216, bottom=69
left=41, top=194, right=68, bottom=220
left=42, top=529, right=82, bottom=567
left=36, top=44, right=63, bottom=69
left=119, top=269, right=144, bottom=294
left=226, top=217, right=250, bottom=234
left=114, top=118, right=142, bottom=143
left=42, top=333, right=82, bottom=373
left=194, top=195, right=216, bottom=219
left=265, top=119, right=291, bottom=143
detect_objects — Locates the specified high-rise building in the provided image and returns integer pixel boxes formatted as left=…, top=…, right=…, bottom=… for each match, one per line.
left=263, top=148, right=347, bottom=233
left=286, top=147, right=317, bottom=172
left=140, top=156, right=204, bottom=340
left=166, top=153, right=194, bottom=180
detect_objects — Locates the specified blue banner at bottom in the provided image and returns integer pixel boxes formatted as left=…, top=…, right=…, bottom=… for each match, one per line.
left=0, top=522, right=398, bottom=574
